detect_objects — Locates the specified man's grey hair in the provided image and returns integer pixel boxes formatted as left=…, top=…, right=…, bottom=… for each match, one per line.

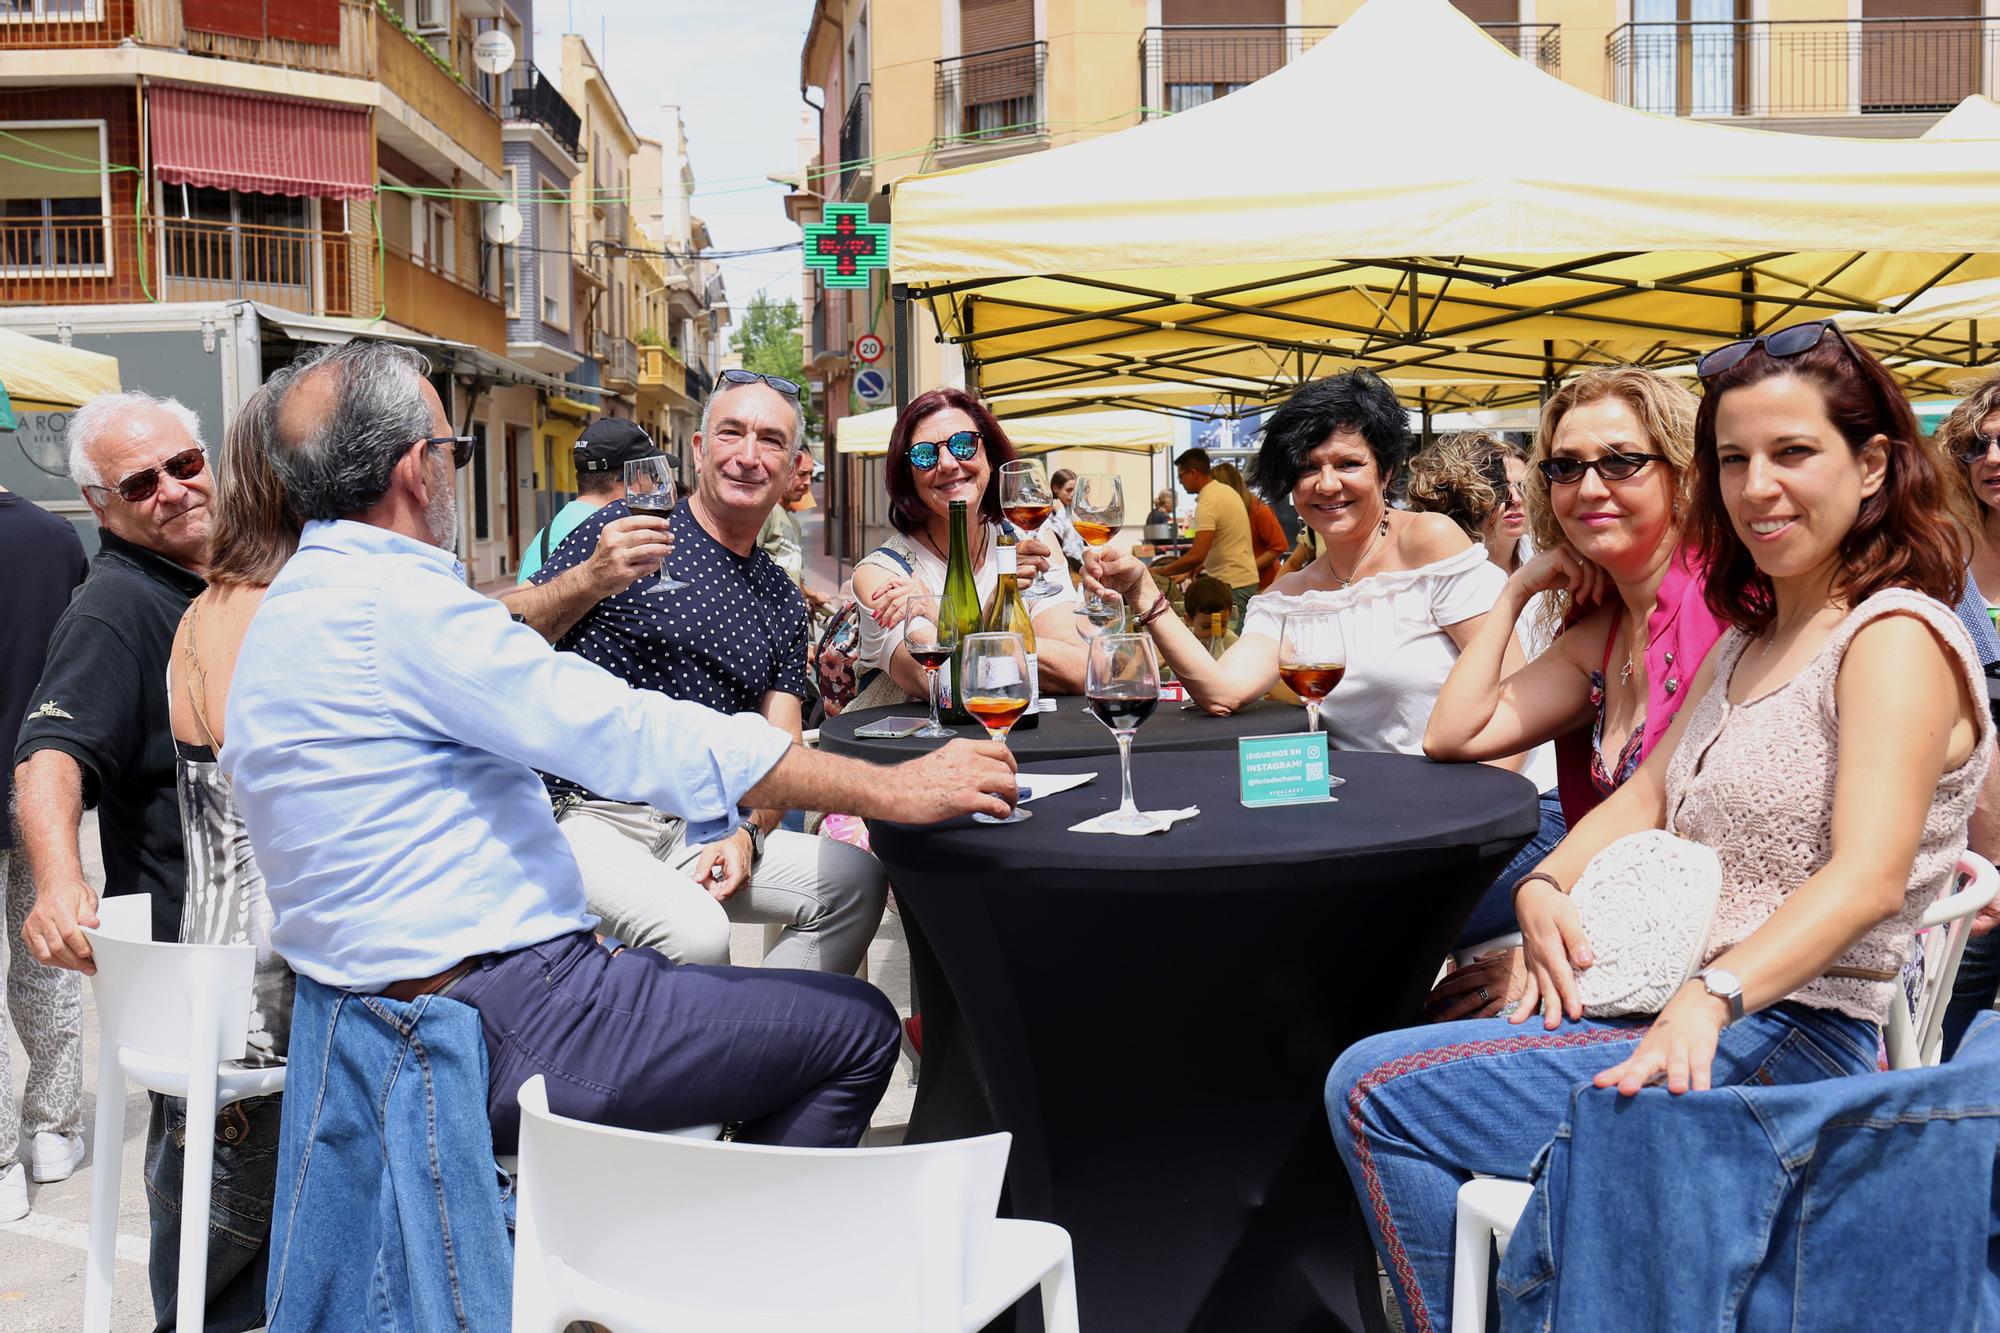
left=65, top=391, right=206, bottom=491
left=263, top=341, right=435, bottom=521
left=700, top=376, right=804, bottom=457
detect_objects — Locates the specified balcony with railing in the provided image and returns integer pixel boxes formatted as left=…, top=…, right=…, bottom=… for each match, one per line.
left=0, top=211, right=362, bottom=314
left=501, top=60, right=584, bottom=163
left=637, top=341, right=696, bottom=408
left=935, top=41, right=1046, bottom=163
left=1608, top=16, right=2000, bottom=121
left=838, top=82, right=871, bottom=200
left=0, top=0, right=134, bottom=49
left=596, top=331, right=638, bottom=387
left=1139, top=23, right=1557, bottom=119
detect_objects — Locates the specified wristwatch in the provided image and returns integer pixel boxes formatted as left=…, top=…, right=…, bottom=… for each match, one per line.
left=1695, top=967, right=1744, bottom=1024
left=744, top=822, right=767, bottom=865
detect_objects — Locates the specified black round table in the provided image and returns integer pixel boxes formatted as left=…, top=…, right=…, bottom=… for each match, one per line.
left=868, top=747, right=1539, bottom=1333
left=821, top=697, right=1297, bottom=763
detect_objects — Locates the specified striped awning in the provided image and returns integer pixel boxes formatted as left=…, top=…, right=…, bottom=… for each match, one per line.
left=150, top=82, right=373, bottom=201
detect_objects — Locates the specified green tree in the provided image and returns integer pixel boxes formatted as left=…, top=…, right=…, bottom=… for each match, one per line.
left=730, top=292, right=818, bottom=439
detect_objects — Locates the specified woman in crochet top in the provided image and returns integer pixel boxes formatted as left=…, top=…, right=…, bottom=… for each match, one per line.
left=1326, top=322, right=1991, bottom=1333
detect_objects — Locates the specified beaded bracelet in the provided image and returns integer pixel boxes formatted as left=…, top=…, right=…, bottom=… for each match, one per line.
left=1134, top=596, right=1174, bottom=630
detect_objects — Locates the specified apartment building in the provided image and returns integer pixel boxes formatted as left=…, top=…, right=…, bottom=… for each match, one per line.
left=788, top=0, right=1997, bottom=552
left=631, top=111, right=731, bottom=463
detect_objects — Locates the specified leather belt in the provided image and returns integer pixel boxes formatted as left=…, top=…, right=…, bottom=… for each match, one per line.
left=376, top=957, right=478, bottom=1004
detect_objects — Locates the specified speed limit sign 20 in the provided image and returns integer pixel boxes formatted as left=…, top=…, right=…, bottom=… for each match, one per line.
left=853, top=332, right=885, bottom=363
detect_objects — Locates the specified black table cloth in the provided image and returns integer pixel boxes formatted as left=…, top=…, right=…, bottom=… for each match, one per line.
left=1986, top=673, right=2000, bottom=727
left=869, top=747, right=1539, bottom=1333
left=821, top=696, right=1298, bottom=763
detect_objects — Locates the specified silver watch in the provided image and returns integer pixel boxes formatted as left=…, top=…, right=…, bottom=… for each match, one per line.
left=1696, top=967, right=1744, bottom=1025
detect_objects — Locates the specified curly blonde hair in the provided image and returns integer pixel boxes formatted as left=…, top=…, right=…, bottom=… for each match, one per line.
left=1403, top=431, right=1511, bottom=538
left=1526, top=368, right=1698, bottom=627
left=1934, top=368, right=2000, bottom=540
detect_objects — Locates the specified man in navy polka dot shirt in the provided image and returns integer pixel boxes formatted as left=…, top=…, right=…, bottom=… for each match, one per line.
left=526, top=378, right=887, bottom=974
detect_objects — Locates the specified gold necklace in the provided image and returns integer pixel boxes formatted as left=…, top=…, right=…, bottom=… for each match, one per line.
left=1326, top=514, right=1391, bottom=587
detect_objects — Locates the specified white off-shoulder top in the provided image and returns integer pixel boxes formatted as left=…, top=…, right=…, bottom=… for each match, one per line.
left=1241, top=543, right=1506, bottom=756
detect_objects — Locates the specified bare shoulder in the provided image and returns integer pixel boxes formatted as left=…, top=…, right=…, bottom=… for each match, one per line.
left=1395, top=509, right=1475, bottom=565
left=1841, top=609, right=1961, bottom=684
left=1550, top=601, right=1616, bottom=670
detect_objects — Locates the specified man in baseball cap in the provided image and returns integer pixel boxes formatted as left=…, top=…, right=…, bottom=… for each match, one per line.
left=515, top=418, right=663, bottom=586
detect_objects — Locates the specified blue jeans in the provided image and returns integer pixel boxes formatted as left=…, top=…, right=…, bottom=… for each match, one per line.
left=267, top=978, right=511, bottom=1333
left=143, top=1092, right=281, bottom=1332
left=1326, top=1003, right=1878, bottom=1333
left=1453, top=790, right=1565, bottom=951
left=1502, top=1011, right=2000, bottom=1331
left=1941, top=924, right=2000, bottom=1059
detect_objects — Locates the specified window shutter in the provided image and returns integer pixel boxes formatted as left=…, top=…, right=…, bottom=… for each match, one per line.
left=182, top=0, right=265, bottom=41
left=960, top=0, right=1032, bottom=56
left=1860, top=0, right=1979, bottom=110
left=1162, top=0, right=1283, bottom=21
left=1450, top=0, right=1519, bottom=23
left=267, top=0, right=341, bottom=45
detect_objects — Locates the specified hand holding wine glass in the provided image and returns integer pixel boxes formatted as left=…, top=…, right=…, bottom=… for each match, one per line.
left=901, top=594, right=959, bottom=740
left=1072, top=474, right=1127, bottom=633
left=1278, top=609, right=1347, bottom=788
left=962, top=631, right=1033, bottom=824
left=998, top=460, right=1064, bottom=600
left=622, top=457, right=685, bottom=593
left=1086, top=633, right=1164, bottom=832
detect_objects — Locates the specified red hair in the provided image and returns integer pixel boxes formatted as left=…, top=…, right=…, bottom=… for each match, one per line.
left=882, top=388, right=1018, bottom=535
left=1689, top=332, right=1968, bottom=633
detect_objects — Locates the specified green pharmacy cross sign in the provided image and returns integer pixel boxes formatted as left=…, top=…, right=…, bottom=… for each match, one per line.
left=804, top=204, right=889, bottom=289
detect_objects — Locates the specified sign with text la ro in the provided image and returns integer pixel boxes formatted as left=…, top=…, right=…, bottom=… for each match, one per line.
left=1238, top=731, right=1335, bottom=808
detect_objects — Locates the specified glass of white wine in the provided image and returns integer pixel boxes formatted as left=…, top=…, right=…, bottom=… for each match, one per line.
left=1278, top=609, right=1346, bottom=788
left=961, top=631, right=1033, bottom=824
left=1071, top=473, right=1126, bottom=635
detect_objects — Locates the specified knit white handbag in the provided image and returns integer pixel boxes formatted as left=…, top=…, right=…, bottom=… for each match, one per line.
left=1568, top=829, right=1724, bottom=1018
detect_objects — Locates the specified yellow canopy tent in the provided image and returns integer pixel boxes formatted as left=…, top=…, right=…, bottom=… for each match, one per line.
left=889, top=0, right=2000, bottom=412
left=834, top=406, right=1175, bottom=455
left=0, top=325, right=119, bottom=419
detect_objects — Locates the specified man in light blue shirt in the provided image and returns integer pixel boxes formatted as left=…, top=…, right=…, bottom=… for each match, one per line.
left=225, top=341, right=1018, bottom=1150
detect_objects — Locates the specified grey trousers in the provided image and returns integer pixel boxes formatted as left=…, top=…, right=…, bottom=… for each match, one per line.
left=0, top=849, right=83, bottom=1166
left=557, top=800, right=888, bottom=975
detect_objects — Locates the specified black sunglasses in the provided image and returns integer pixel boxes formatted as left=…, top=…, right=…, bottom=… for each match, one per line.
left=718, top=368, right=802, bottom=397
left=1696, top=319, right=1859, bottom=382
left=424, top=434, right=477, bottom=469
left=908, top=430, right=982, bottom=471
left=1536, top=452, right=1667, bottom=485
left=1958, top=434, right=2000, bottom=464
left=89, top=446, right=207, bottom=504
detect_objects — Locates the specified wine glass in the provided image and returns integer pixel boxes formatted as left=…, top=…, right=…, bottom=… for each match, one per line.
left=998, top=460, right=1064, bottom=601
left=901, top=594, right=959, bottom=740
left=622, top=457, right=685, bottom=593
left=1278, top=609, right=1347, bottom=788
left=1071, top=473, right=1124, bottom=633
left=1086, top=633, right=1163, bottom=833
left=961, top=631, right=1034, bottom=824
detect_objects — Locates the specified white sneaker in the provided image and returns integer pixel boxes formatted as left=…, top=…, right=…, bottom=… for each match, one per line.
left=29, top=1131, right=83, bottom=1183
left=0, top=1163, right=26, bottom=1222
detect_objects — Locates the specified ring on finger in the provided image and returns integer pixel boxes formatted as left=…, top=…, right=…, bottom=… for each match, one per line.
left=1476, top=985, right=1491, bottom=1004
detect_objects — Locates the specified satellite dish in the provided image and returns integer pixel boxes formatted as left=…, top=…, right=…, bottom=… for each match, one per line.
left=472, top=29, right=516, bottom=75
left=482, top=202, right=524, bottom=246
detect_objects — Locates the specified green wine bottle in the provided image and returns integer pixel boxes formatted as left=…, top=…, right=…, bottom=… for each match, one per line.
left=980, top=530, right=1040, bottom=730
left=939, top=500, right=982, bottom=723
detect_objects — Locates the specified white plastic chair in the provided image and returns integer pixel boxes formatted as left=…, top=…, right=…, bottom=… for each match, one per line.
left=509, top=1074, right=1078, bottom=1333
left=80, top=894, right=286, bottom=1333
left=1444, top=851, right=2000, bottom=1332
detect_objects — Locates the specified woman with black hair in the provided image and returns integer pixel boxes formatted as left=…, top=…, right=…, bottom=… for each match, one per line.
left=1086, top=370, right=1529, bottom=759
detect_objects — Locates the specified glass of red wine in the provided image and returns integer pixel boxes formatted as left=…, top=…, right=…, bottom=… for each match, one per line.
left=622, top=457, right=685, bottom=593
left=901, top=593, right=959, bottom=739
left=1279, top=609, right=1346, bottom=788
left=962, top=631, right=1033, bottom=824
left=1086, top=632, right=1163, bottom=832
left=998, top=460, right=1064, bottom=601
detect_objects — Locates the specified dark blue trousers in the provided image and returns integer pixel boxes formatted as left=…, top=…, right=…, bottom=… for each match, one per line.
left=449, top=930, right=899, bottom=1154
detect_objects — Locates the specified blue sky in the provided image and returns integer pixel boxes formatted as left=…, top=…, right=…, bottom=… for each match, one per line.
left=533, top=0, right=819, bottom=338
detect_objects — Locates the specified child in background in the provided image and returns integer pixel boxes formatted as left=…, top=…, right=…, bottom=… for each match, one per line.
left=1183, top=576, right=1238, bottom=656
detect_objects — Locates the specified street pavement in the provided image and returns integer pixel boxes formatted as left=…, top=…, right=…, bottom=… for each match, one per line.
left=0, top=810, right=918, bottom=1331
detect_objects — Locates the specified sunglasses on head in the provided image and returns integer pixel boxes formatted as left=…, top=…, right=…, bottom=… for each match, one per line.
left=89, top=446, right=207, bottom=505
left=1959, top=434, right=2000, bottom=464
left=424, top=435, right=477, bottom=469
left=718, top=368, right=802, bottom=397
left=1536, top=452, right=1666, bottom=485
left=1696, top=319, right=1858, bottom=382
left=908, top=430, right=982, bottom=471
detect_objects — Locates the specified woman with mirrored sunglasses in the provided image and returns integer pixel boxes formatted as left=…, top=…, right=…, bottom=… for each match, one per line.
left=1422, top=369, right=1726, bottom=1017
left=848, top=387, right=1087, bottom=711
